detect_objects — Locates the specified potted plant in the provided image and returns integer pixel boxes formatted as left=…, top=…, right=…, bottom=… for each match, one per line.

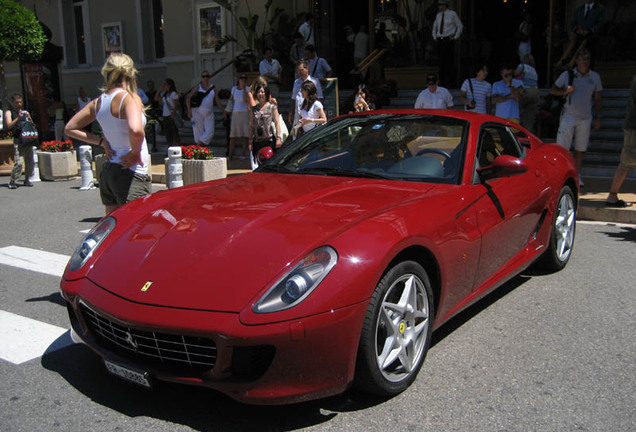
left=37, top=139, right=78, bottom=180
left=178, top=145, right=227, bottom=186
left=214, top=0, right=290, bottom=73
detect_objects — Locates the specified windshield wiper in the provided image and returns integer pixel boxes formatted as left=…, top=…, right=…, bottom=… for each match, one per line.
left=295, top=167, right=392, bottom=179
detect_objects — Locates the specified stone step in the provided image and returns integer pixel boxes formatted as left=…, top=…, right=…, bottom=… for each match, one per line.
left=590, top=130, right=624, bottom=140
left=588, top=141, right=625, bottom=152
left=580, top=164, right=636, bottom=179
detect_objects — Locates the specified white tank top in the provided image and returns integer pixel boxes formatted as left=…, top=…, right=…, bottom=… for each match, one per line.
left=194, top=84, right=216, bottom=111
left=96, top=89, right=149, bottom=175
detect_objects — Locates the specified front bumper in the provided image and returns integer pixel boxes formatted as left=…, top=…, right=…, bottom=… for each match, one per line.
left=62, top=277, right=368, bottom=405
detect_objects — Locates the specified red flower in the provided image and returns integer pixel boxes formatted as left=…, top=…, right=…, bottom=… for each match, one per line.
left=40, top=140, right=74, bottom=152
left=181, top=145, right=213, bottom=160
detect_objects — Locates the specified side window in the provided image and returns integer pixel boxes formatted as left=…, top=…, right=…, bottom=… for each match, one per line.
left=477, top=125, right=522, bottom=167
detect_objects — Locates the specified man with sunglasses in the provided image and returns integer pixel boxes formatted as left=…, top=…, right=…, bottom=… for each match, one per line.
left=550, top=49, right=603, bottom=187
left=492, top=65, right=525, bottom=123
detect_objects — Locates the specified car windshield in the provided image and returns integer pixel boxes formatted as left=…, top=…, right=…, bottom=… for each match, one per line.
left=260, top=113, right=468, bottom=184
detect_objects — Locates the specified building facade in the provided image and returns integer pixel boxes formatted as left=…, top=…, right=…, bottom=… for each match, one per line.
left=3, top=0, right=635, bottom=109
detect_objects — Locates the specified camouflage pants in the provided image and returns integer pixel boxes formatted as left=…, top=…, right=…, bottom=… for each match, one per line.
left=11, top=141, right=35, bottom=182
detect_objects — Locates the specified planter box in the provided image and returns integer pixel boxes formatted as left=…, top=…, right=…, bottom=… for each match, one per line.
left=181, top=158, right=227, bottom=186
left=37, top=150, right=78, bottom=181
left=0, top=138, right=15, bottom=175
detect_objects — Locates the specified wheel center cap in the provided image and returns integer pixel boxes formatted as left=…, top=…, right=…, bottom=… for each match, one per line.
left=399, top=321, right=406, bottom=334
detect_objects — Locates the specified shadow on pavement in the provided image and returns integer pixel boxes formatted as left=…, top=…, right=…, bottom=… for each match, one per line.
left=40, top=272, right=541, bottom=427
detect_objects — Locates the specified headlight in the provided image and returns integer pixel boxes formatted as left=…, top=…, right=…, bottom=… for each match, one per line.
left=254, top=246, right=338, bottom=313
left=68, top=217, right=116, bottom=271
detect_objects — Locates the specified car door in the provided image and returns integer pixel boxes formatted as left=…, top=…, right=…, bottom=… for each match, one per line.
left=471, top=123, right=546, bottom=290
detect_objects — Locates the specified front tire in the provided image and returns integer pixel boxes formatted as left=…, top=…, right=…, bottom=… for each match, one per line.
left=539, top=185, right=576, bottom=271
left=355, top=261, right=434, bottom=396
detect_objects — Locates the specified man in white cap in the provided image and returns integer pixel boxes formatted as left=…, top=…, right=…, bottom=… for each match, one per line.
left=432, top=0, right=463, bottom=88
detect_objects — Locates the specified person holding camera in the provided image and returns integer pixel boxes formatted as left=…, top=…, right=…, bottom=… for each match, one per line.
left=4, top=94, right=35, bottom=189
left=460, top=64, right=492, bottom=115
left=351, top=84, right=374, bottom=113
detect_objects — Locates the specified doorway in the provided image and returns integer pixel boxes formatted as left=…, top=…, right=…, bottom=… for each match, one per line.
left=467, top=0, right=553, bottom=86
left=318, top=0, right=369, bottom=88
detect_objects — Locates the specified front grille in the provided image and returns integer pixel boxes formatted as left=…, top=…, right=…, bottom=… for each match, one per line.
left=80, top=303, right=217, bottom=372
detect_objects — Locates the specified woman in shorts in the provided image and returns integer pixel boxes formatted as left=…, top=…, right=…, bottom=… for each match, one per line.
left=65, top=52, right=151, bottom=214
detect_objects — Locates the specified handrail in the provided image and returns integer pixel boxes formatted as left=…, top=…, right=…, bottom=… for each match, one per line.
left=208, top=59, right=236, bottom=79
left=350, top=48, right=388, bottom=75
left=556, top=38, right=588, bottom=69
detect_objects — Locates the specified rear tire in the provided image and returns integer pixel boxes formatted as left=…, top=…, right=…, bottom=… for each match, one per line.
left=355, top=261, right=434, bottom=396
left=539, top=185, right=576, bottom=271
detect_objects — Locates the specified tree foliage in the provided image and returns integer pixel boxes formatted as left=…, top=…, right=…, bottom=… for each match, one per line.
left=0, top=0, right=46, bottom=62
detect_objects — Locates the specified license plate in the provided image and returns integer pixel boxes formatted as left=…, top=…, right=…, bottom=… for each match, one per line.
left=104, top=359, right=151, bottom=388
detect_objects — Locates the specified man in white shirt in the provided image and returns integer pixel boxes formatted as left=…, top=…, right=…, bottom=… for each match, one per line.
left=288, top=60, right=323, bottom=127
left=298, top=13, right=315, bottom=46
left=550, top=49, right=603, bottom=186
left=414, top=74, right=454, bottom=110
left=304, top=45, right=332, bottom=79
left=259, top=47, right=282, bottom=97
left=431, top=0, right=463, bottom=88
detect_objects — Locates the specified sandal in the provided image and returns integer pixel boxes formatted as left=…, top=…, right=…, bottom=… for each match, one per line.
left=605, top=199, right=632, bottom=208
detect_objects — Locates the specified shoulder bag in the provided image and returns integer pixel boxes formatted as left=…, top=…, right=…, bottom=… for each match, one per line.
left=18, top=119, right=39, bottom=148
left=190, top=86, right=214, bottom=108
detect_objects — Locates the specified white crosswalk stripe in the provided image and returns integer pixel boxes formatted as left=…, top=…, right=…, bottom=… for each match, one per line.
left=0, top=245, right=70, bottom=277
left=0, top=246, right=74, bottom=364
left=0, top=310, right=73, bottom=364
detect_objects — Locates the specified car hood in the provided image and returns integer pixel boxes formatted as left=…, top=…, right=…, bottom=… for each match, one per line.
left=87, top=173, right=436, bottom=312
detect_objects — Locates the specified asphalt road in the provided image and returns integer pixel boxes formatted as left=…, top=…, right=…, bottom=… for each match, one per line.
left=1, top=178, right=635, bottom=432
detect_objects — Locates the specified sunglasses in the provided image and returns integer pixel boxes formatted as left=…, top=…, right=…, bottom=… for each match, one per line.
left=201, top=74, right=210, bottom=78
left=427, top=82, right=436, bottom=85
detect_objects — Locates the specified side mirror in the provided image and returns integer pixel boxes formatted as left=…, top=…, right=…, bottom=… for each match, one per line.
left=477, top=155, right=528, bottom=182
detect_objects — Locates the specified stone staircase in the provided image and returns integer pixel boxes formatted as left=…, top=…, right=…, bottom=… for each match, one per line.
left=584, top=88, right=632, bottom=178
left=174, top=87, right=630, bottom=179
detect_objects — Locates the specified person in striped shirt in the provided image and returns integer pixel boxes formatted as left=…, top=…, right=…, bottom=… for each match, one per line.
left=459, top=64, right=492, bottom=115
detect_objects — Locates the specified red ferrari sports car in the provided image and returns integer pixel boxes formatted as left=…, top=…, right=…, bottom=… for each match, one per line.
left=61, top=110, right=578, bottom=404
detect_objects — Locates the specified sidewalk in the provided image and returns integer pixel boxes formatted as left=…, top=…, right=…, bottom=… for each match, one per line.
left=576, top=177, right=636, bottom=224
left=148, top=138, right=636, bottom=225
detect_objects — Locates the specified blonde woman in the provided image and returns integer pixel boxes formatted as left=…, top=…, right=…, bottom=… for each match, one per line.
left=65, top=52, right=151, bottom=214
